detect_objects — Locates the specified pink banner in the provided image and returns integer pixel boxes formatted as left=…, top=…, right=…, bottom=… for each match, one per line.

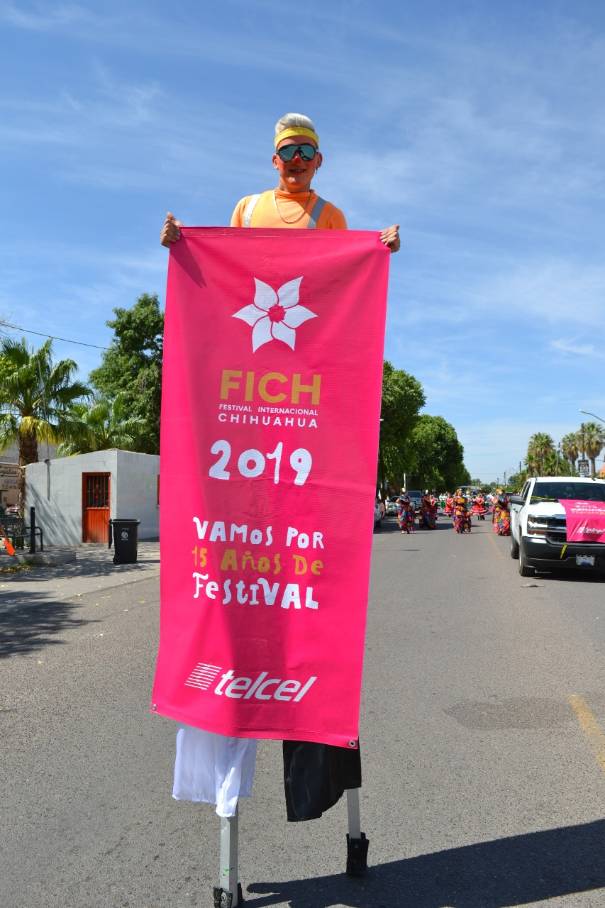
left=560, top=499, right=605, bottom=543
left=151, top=228, right=389, bottom=748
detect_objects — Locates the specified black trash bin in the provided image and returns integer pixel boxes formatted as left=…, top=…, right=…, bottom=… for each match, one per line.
left=108, top=518, right=140, bottom=564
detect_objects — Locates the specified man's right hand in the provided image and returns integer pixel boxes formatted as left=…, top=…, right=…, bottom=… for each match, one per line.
left=160, top=212, right=182, bottom=247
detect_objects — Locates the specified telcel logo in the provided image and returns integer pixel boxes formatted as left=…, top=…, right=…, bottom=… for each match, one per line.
left=216, top=669, right=317, bottom=702
left=185, top=663, right=317, bottom=702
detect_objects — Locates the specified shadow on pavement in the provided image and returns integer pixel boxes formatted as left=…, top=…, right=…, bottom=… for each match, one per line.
left=0, top=591, right=93, bottom=658
left=41, top=560, right=156, bottom=583
left=246, top=818, right=605, bottom=907
left=3, top=547, right=159, bottom=586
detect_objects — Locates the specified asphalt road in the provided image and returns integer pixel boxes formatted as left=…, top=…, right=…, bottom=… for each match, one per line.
left=2, top=518, right=605, bottom=907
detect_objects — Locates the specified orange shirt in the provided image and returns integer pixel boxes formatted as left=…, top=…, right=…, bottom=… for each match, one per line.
left=230, top=188, right=347, bottom=230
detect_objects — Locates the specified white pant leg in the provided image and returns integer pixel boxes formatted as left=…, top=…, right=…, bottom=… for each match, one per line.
left=172, top=726, right=257, bottom=817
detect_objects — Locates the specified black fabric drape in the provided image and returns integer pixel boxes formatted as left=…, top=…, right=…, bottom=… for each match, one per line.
left=282, top=740, right=362, bottom=822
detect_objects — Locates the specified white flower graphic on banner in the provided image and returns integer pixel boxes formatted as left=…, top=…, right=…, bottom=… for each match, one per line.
left=233, top=277, right=316, bottom=352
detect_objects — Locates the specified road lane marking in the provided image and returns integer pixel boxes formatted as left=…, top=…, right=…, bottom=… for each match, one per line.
left=568, top=694, right=605, bottom=774
left=487, top=529, right=505, bottom=559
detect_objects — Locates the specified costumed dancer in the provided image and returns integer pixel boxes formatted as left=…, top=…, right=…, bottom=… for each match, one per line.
left=471, top=492, right=487, bottom=520
left=452, top=489, right=471, bottom=533
left=396, top=497, right=404, bottom=531
left=397, top=495, right=415, bottom=534
left=492, top=489, right=511, bottom=535
left=420, top=492, right=437, bottom=529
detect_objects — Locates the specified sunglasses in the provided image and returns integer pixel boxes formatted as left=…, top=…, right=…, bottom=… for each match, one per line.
left=276, top=143, right=318, bottom=162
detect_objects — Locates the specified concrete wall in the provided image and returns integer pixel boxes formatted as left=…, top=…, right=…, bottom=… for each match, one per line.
left=1, top=442, right=58, bottom=508
left=26, top=450, right=117, bottom=546
left=25, top=449, right=159, bottom=545
left=114, top=450, right=159, bottom=540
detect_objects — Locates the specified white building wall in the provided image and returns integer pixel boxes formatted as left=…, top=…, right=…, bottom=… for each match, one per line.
left=1, top=442, right=58, bottom=508
left=26, top=450, right=117, bottom=546
left=114, top=450, right=159, bottom=540
left=25, top=449, right=159, bottom=545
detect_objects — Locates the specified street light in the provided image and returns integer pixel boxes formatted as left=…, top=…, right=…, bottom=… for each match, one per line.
left=579, top=409, right=605, bottom=425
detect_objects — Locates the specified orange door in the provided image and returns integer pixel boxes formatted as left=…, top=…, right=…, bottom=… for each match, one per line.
left=82, top=473, right=110, bottom=542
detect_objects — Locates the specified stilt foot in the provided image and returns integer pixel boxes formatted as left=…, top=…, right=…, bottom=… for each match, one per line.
left=213, top=882, right=244, bottom=906
left=346, top=832, right=369, bottom=877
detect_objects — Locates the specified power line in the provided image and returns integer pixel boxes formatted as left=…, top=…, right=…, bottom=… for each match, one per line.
left=0, top=320, right=109, bottom=351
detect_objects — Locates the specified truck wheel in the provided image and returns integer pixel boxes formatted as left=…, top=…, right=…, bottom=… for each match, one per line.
left=510, top=535, right=519, bottom=559
left=518, top=540, right=533, bottom=577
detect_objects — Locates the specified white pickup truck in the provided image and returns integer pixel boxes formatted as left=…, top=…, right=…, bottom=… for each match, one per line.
left=509, top=476, right=605, bottom=577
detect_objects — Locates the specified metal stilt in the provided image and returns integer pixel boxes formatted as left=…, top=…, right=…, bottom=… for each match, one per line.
left=346, top=788, right=369, bottom=877
left=347, top=787, right=361, bottom=838
left=213, top=809, right=243, bottom=906
left=211, top=782, right=368, bottom=901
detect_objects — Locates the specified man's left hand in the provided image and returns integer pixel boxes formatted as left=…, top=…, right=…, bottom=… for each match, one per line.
left=380, top=224, right=400, bottom=253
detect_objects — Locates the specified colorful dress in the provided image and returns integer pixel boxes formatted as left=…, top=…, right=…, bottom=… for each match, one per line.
left=471, top=495, right=487, bottom=519
left=397, top=500, right=415, bottom=533
left=492, top=494, right=511, bottom=535
left=420, top=495, right=437, bottom=529
left=452, top=494, right=471, bottom=533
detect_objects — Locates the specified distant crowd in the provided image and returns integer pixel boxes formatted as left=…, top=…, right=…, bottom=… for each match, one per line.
left=379, top=489, right=511, bottom=536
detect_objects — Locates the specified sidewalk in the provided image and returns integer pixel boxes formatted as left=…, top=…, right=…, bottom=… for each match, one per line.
left=0, top=541, right=160, bottom=604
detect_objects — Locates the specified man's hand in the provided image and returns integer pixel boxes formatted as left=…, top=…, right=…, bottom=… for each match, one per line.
left=160, top=212, right=183, bottom=247
left=380, top=224, right=400, bottom=253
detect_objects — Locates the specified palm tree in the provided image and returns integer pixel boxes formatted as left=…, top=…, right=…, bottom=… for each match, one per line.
left=560, top=432, right=580, bottom=472
left=0, top=338, right=90, bottom=508
left=526, top=433, right=555, bottom=476
left=57, top=393, right=145, bottom=455
left=525, top=450, right=538, bottom=477
left=542, top=449, right=569, bottom=477
left=580, top=422, right=605, bottom=478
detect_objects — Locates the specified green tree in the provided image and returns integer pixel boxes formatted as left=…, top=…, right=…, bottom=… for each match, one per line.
left=579, top=422, right=605, bottom=478
left=560, top=432, right=580, bottom=471
left=406, top=414, right=469, bottom=491
left=0, top=338, right=90, bottom=507
left=506, top=469, right=527, bottom=491
left=57, top=393, right=145, bottom=455
left=542, top=449, right=571, bottom=477
left=526, top=432, right=555, bottom=476
left=378, top=361, right=425, bottom=491
left=89, top=294, right=163, bottom=454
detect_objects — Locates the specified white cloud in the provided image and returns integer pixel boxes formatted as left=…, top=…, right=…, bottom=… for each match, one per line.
left=551, top=339, right=605, bottom=359
left=457, top=417, right=576, bottom=482
left=0, top=2, right=98, bottom=30
left=469, top=261, right=605, bottom=326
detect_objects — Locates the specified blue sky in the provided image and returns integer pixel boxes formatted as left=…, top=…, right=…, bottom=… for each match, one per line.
left=1, top=0, right=604, bottom=481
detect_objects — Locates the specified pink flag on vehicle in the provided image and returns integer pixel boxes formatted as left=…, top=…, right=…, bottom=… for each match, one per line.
left=151, top=227, right=389, bottom=748
left=559, top=499, right=605, bottom=543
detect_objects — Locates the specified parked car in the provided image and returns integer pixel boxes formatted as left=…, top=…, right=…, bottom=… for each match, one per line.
left=385, top=498, right=399, bottom=516
left=509, top=476, right=605, bottom=577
